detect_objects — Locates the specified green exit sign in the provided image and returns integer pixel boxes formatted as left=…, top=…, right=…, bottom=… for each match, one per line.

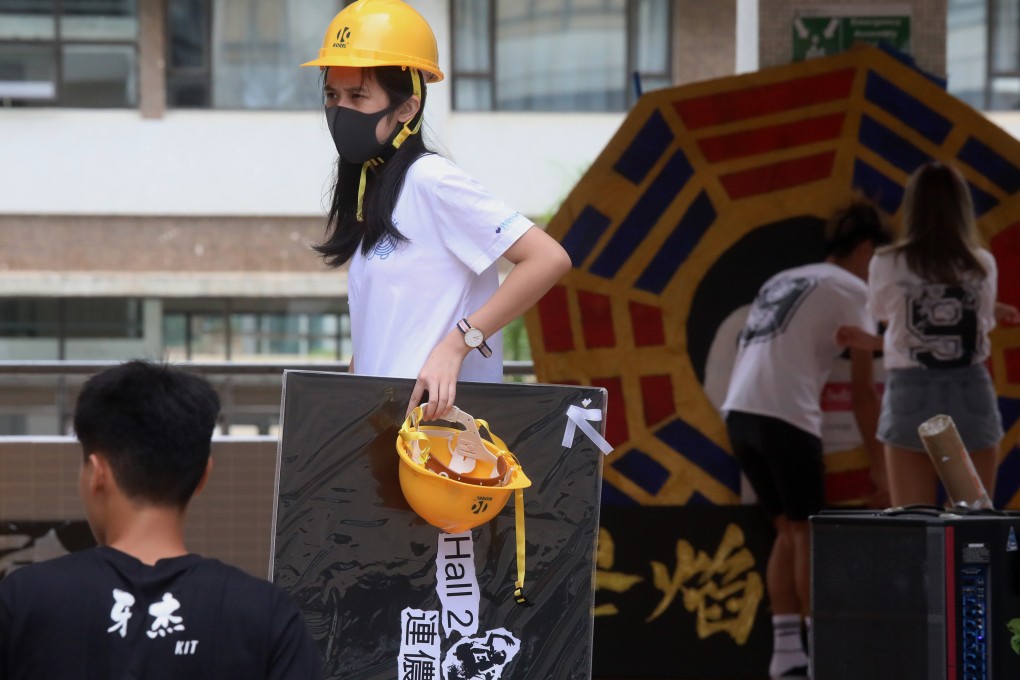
left=792, top=15, right=911, bottom=61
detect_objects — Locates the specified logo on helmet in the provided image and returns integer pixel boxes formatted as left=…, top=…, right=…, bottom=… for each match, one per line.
left=471, top=497, right=492, bottom=515
left=333, top=26, right=351, bottom=48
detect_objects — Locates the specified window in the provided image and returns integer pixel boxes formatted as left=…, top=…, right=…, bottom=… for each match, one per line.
left=166, top=0, right=343, bottom=109
left=162, top=298, right=350, bottom=361
left=948, top=0, right=1020, bottom=110
left=0, top=298, right=143, bottom=338
left=0, top=0, right=139, bottom=107
left=451, top=0, right=672, bottom=112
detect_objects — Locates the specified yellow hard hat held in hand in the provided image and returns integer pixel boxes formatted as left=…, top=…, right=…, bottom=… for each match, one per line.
left=396, top=405, right=533, bottom=605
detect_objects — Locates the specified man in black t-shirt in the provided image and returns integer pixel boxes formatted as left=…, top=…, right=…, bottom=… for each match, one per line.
left=0, top=361, right=321, bottom=680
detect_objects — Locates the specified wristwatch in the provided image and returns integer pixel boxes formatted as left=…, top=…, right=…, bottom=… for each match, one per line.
left=457, top=318, right=492, bottom=358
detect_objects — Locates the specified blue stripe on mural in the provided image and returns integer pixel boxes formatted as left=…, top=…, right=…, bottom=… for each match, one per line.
left=590, top=150, right=694, bottom=279
left=853, top=159, right=905, bottom=214
left=613, top=108, right=675, bottom=185
left=687, top=491, right=714, bottom=506
left=1000, top=396, right=1020, bottom=431
left=611, top=448, right=671, bottom=496
left=655, top=418, right=739, bottom=494
left=958, top=137, right=1020, bottom=194
left=968, top=181, right=999, bottom=216
left=561, top=205, right=612, bottom=266
left=600, top=480, right=640, bottom=506
left=994, top=446, right=1020, bottom=508
left=859, top=114, right=932, bottom=174
left=864, top=71, right=953, bottom=145
left=635, top=190, right=717, bottom=294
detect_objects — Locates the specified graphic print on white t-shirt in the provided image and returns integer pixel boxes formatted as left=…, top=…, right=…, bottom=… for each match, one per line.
left=739, top=276, right=818, bottom=346
left=902, top=281, right=982, bottom=369
left=369, top=233, right=401, bottom=260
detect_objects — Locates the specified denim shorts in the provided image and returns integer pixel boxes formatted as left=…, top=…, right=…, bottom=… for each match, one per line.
left=878, top=364, right=1003, bottom=452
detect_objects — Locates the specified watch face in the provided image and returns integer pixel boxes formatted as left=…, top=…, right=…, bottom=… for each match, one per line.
left=464, top=328, right=483, bottom=348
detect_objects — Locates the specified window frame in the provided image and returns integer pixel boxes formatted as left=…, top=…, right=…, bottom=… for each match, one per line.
left=449, top=0, right=674, bottom=113
left=984, top=0, right=1020, bottom=109
left=165, top=0, right=213, bottom=108
left=0, top=0, right=141, bottom=108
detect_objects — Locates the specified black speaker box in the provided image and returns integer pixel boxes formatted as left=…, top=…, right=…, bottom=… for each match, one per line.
left=811, top=509, right=1020, bottom=680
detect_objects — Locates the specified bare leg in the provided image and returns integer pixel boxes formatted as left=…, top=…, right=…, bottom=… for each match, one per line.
left=768, top=515, right=809, bottom=679
left=885, top=444, right=938, bottom=506
left=789, top=519, right=811, bottom=617
left=767, top=515, right=801, bottom=614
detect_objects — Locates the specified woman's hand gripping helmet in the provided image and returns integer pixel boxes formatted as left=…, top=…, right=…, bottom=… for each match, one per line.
left=397, top=405, right=533, bottom=605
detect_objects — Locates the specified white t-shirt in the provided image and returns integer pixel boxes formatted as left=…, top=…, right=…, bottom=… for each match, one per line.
left=722, top=262, right=871, bottom=437
left=867, top=247, right=997, bottom=370
left=347, top=154, right=534, bottom=382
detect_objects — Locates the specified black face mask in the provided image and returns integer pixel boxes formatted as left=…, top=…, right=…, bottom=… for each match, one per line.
left=326, top=104, right=399, bottom=164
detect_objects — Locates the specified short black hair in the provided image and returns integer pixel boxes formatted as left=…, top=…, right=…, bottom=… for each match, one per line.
left=73, top=360, right=221, bottom=507
left=824, top=199, right=893, bottom=258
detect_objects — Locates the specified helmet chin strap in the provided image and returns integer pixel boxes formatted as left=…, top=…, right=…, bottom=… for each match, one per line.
left=356, top=68, right=423, bottom=223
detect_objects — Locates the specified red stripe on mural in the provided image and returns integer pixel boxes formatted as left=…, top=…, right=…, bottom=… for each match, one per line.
left=592, top=376, right=629, bottom=446
left=697, top=113, right=845, bottom=163
left=992, top=223, right=1020, bottom=305
left=719, top=151, right=836, bottom=200
left=640, top=374, right=675, bottom=427
left=1005, top=348, right=1020, bottom=386
left=629, top=302, right=666, bottom=347
left=673, top=69, right=856, bottom=130
left=578, top=290, right=616, bottom=349
left=537, top=285, right=574, bottom=353
left=825, top=468, right=873, bottom=505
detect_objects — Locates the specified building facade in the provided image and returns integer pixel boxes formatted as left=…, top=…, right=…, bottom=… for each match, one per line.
left=0, top=0, right=1014, bottom=433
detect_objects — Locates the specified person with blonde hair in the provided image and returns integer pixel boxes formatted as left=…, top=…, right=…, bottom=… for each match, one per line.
left=840, top=161, right=1019, bottom=507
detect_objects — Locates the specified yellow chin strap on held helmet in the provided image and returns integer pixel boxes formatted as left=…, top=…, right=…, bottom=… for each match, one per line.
left=397, top=405, right=533, bottom=605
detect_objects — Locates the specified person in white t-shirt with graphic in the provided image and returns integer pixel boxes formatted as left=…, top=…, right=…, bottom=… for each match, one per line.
left=722, top=201, right=891, bottom=680
left=838, top=161, right=1020, bottom=508
left=302, top=0, right=570, bottom=420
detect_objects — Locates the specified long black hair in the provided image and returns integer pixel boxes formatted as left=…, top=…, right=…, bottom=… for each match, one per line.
left=315, top=66, right=432, bottom=269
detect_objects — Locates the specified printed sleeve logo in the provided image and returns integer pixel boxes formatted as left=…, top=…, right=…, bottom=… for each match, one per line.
left=739, top=276, right=816, bottom=346
left=496, top=212, right=521, bottom=235
left=146, top=592, right=186, bottom=638
left=107, top=588, right=136, bottom=638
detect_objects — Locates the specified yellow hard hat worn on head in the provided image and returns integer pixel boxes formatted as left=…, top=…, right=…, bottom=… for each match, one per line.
left=302, top=0, right=445, bottom=83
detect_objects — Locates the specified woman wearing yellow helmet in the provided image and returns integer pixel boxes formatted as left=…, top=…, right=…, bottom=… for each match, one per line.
left=304, top=0, right=571, bottom=422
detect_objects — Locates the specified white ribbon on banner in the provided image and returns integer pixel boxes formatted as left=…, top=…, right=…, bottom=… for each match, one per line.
left=562, top=404, right=613, bottom=455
